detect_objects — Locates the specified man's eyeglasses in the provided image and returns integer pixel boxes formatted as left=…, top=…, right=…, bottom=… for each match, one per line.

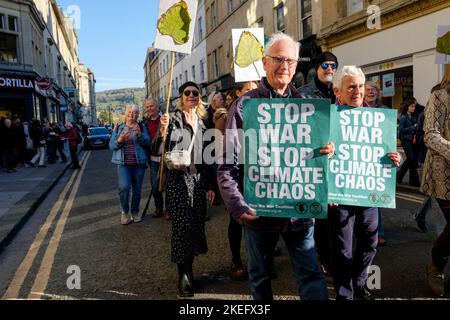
left=267, top=55, right=299, bottom=67
left=321, top=63, right=337, bottom=70
left=183, top=90, right=199, bottom=97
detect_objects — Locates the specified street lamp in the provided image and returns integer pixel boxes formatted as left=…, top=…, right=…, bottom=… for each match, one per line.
left=108, top=104, right=112, bottom=125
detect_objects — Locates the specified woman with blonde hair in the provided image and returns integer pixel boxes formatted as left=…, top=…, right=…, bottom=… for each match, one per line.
left=155, top=81, right=215, bottom=298
left=422, top=63, right=450, bottom=297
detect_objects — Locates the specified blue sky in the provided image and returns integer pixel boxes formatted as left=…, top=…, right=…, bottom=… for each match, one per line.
left=57, top=0, right=159, bottom=92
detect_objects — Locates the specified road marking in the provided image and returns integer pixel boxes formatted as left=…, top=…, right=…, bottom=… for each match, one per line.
left=396, top=192, right=424, bottom=202
left=28, top=151, right=91, bottom=299
left=2, top=152, right=89, bottom=300
left=193, top=293, right=299, bottom=300
left=396, top=192, right=424, bottom=204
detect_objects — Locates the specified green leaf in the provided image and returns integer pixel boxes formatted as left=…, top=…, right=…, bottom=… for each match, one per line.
left=437, top=31, right=450, bottom=55
left=235, top=31, right=264, bottom=68
left=157, top=0, right=191, bottom=45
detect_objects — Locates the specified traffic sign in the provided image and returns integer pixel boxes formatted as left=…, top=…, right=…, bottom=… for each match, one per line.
left=37, top=78, right=51, bottom=90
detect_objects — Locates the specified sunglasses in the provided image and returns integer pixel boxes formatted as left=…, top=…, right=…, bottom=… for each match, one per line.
left=183, top=90, right=199, bottom=97
left=321, top=63, right=337, bottom=70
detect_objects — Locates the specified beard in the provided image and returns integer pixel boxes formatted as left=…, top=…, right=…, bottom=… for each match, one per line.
left=323, top=74, right=333, bottom=83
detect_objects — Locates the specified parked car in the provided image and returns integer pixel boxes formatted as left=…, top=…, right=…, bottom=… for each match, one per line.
left=84, top=127, right=111, bottom=150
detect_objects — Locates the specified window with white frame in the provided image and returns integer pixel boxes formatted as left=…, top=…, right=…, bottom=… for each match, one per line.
left=275, top=4, right=285, bottom=32
left=347, top=0, right=364, bottom=16
left=0, top=14, right=5, bottom=30
left=299, top=0, right=312, bottom=38
left=185, top=70, right=188, bottom=81
left=213, top=50, right=219, bottom=78
left=200, top=59, right=205, bottom=81
left=211, top=2, right=217, bottom=29
left=0, top=13, right=19, bottom=63
left=8, top=16, right=17, bottom=32
left=198, top=16, right=203, bottom=40
left=192, top=65, right=196, bottom=81
left=228, top=0, right=233, bottom=15
left=0, top=32, right=18, bottom=63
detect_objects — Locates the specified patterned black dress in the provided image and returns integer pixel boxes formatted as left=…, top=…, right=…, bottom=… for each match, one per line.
left=153, top=110, right=212, bottom=264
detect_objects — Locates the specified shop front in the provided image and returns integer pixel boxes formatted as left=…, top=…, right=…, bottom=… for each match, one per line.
left=0, top=73, right=47, bottom=120
left=362, top=57, right=414, bottom=110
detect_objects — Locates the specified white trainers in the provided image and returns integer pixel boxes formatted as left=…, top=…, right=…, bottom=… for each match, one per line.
left=121, top=213, right=132, bottom=225
left=132, top=212, right=142, bottom=223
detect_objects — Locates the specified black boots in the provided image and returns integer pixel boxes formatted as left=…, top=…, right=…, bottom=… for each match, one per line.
left=177, top=263, right=194, bottom=298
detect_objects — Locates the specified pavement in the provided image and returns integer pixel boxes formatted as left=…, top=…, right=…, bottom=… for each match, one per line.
left=0, top=145, right=82, bottom=254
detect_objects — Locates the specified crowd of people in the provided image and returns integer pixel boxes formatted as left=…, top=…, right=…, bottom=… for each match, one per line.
left=4, top=32, right=447, bottom=301
left=0, top=117, right=84, bottom=174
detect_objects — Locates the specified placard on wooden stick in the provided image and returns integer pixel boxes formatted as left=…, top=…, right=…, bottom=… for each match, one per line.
left=154, top=0, right=198, bottom=54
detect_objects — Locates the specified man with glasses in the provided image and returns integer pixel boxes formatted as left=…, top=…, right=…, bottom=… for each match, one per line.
left=218, top=32, right=332, bottom=300
left=298, top=51, right=338, bottom=102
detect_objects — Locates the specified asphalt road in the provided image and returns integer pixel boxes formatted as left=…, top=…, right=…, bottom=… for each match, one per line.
left=0, top=149, right=448, bottom=300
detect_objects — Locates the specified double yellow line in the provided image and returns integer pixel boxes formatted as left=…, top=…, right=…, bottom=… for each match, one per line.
left=396, top=192, right=425, bottom=204
left=3, top=151, right=91, bottom=300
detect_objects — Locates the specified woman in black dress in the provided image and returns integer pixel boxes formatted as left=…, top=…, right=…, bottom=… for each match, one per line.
left=155, top=81, right=215, bottom=298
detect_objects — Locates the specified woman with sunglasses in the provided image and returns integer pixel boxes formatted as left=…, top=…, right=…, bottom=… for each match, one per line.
left=155, top=81, right=215, bottom=298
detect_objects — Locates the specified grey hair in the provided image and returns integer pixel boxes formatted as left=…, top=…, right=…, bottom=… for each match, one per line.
left=208, top=91, right=220, bottom=106
left=145, top=97, right=158, bottom=105
left=264, top=32, right=300, bottom=60
left=333, top=66, right=366, bottom=91
left=125, top=104, right=140, bottom=114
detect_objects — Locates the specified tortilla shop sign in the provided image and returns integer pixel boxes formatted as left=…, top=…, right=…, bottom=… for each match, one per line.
left=0, top=75, right=35, bottom=90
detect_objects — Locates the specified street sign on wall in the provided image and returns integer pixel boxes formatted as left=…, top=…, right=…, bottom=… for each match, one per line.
left=37, top=78, right=51, bottom=90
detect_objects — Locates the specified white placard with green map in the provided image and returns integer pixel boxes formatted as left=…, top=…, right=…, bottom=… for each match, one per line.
left=154, top=0, right=198, bottom=54
left=232, top=28, right=266, bottom=82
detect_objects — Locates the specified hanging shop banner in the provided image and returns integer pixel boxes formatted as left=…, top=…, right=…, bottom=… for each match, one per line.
left=382, top=73, right=395, bottom=97
left=328, top=105, right=398, bottom=208
left=243, top=99, right=331, bottom=219
left=232, top=28, right=266, bottom=82
left=154, top=0, right=198, bottom=54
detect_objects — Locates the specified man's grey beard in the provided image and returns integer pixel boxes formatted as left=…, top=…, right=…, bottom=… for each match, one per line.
left=324, top=74, right=333, bottom=83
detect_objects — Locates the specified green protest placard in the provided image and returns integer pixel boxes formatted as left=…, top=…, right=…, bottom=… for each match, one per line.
left=243, top=99, right=331, bottom=219
left=328, top=105, right=398, bottom=208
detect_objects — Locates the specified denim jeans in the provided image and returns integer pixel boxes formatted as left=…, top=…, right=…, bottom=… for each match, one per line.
left=243, top=225, right=328, bottom=300
left=150, top=160, right=164, bottom=210
left=118, top=165, right=146, bottom=214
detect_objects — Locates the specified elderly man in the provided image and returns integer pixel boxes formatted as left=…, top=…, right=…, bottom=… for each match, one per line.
left=218, top=32, right=333, bottom=300
left=298, top=51, right=338, bottom=101
left=331, top=66, right=401, bottom=300
left=145, top=98, right=166, bottom=219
